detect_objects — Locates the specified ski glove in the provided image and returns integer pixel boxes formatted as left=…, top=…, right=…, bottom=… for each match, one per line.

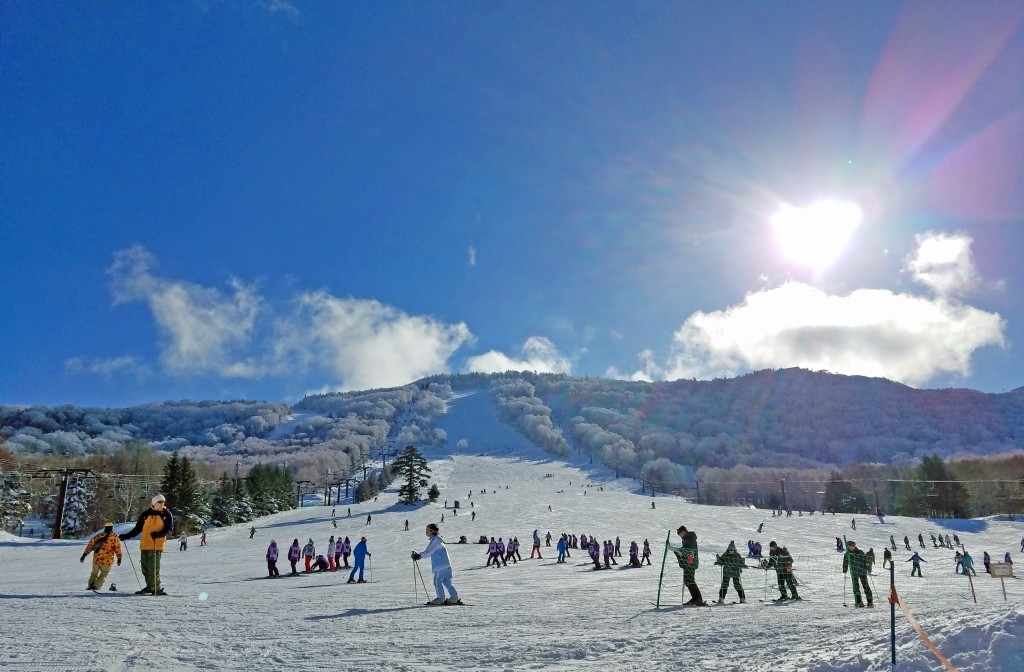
left=117, top=559, right=121, bottom=566
left=411, top=552, right=421, bottom=561
left=80, top=556, right=86, bottom=563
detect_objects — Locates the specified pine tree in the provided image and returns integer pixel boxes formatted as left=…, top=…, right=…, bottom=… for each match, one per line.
left=392, top=445, right=431, bottom=505
left=210, top=474, right=235, bottom=526
left=0, top=470, right=33, bottom=532
left=917, top=454, right=971, bottom=518
left=822, top=471, right=869, bottom=513
left=160, top=452, right=210, bottom=532
left=427, top=483, right=440, bottom=503
left=61, top=478, right=92, bottom=537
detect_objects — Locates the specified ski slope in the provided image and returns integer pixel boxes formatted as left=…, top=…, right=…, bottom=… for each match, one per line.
left=3, top=391, right=1023, bottom=671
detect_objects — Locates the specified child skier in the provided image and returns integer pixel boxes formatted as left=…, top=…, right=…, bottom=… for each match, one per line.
left=287, top=539, right=300, bottom=575
left=714, top=541, right=746, bottom=603
left=266, top=540, right=280, bottom=578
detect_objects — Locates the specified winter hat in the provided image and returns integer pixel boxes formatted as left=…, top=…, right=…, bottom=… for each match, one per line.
left=152, top=494, right=166, bottom=505
left=270, top=539, right=277, bottom=545
left=769, top=541, right=778, bottom=548
left=360, top=536, right=367, bottom=542
left=103, top=522, right=114, bottom=530
left=727, top=541, right=736, bottom=552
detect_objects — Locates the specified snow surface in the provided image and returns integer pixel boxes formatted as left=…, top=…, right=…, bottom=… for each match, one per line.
left=3, top=391, right=1023, bottom=671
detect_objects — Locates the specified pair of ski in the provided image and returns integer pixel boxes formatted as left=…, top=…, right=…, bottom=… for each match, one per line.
left=423, top=600, right=467, bottom=606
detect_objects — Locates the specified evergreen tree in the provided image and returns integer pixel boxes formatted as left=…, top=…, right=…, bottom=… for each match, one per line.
left=0, top=470, right=34, bottom=532
left=354, top=478, right=374, bottom=503
left=392, top=445, right=431, bottom=505
left=821, top=471, right=870, bottom=513
left=210, top=474, right=235, bottom=526
left=917, top=454, right=971, bottom=518
left=427, top=483, right=440, bottom=503
left=61, top=477, right=92, bottom=537
left=161, top=452, right=210, bottom=532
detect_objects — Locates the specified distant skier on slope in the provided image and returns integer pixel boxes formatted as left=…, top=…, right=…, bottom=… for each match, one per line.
left=412, top=522, right=460, bottom=605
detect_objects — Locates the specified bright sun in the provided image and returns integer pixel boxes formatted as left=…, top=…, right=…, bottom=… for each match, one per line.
left=771, top=199, right=863, bottom=272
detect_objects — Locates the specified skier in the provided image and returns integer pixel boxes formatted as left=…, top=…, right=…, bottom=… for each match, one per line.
left=471, top=511, right=476, bottom=521
left=757, top=522, right=764, bottom=533
left=714, top=541, right=746, bottom=603
left=1004, top=552, right=1014, bottom=576
left=945, top=534, right=952, bottom=548
left=505, top=537, right=518, bottom=564
left=250, top=526, right=257, bottom=539
left=983, top=551, right=991, bottom=574
left=918, top=533, right=925, bottom=549
left=931, top=534, right=938, bottom=548
left=287, top=539, right=300, bottom=575
left=302, top=538, right=316, bottom=572
left=641, top=539, right=652, bottom=565
left=545, top=531, right=552, bottom=547
left=366, top=514, right=372, bottom=526
left=178, top=533, right=187, bottom=551
left=673, top=525, right=706, bottom=606
left=953, top=534, right=961, bottom=548
left=962, top=551, right=977, bottom=576
left=119, top=494, right=173, bottom=596
left=588, top=538, right=601, bottom=569
left=80, top=522, right=122, bottom=591
left=404, top=520, right=409, bottom=531
left=903, top=536, right=911, bottom=551
left=266, top=540, right=280, bottom=578
left=556, top=535, right=568, bottom=563
left=486, top=537, right=499, bottom=567
left=347, top=536, right=371, bottom=583
left=531, top=529, right=542, bottom=559
left=889, top=535, right=896, bottom=551
left=411, top=522, right=459, bottom=605
left=954, top=550, right=964, bottom=574
left=866, top=548, right=875, bottom=573
left=340, top=536, right=352, bottom=568
left=200, top=531, right=207, bottom=546
left=767, top=541, right=799, bottom=600
left=843, top=540, right=873, bottom=607
left=628, top=541, right=641, bottom=567
left=313, top=554, right=330, bottom=572
left=851, top=518, right=856, bottom=530
left=882, top=548, right=893, bottom=569
left=327, top=536, right=336, bottom=570
left=603, top=539, right=617, bottom=568
left=615, top=536, right=621, bottom=557
left=835, top=537, right=844, bottom=553
left=907, top=552, right=926, bottom=577
left=495, top=538, right=507, bottom=566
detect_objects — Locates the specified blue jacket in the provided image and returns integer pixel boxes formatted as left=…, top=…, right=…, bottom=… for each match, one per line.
left=353, top=540, right=370, bottom=563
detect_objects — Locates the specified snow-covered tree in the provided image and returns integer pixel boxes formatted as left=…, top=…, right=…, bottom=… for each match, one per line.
left=392, top=445, right=431, bottom=505
left=0, top=470, right=33, bottom=532
left=61, top=478, right=92, bottom=537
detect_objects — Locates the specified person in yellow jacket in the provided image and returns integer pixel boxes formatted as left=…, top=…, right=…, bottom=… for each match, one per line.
left=80, top=522, right=122, bottom=591
left=120, top=494, right=174, bottom=595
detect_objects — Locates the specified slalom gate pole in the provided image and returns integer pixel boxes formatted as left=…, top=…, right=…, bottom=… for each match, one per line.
left=368, top=555, right=373, bottom=583
left=655, top=530, right=671, bottom=608
left=842, top=534, right=849, bottom=607
left=889, top=559, right=896, bottom=666
left=962, top=545, right=977, bottom=604
left=122, top=543, right=143, bottom=589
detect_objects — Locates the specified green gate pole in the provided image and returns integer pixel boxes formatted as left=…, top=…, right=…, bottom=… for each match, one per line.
left=655, top=529, right=672, bottom=608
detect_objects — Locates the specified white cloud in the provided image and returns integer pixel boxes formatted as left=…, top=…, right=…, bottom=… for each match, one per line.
left=468, top=246, right=477, bottom=267
left=65, top=356, right=149, bottom=379
left=905, top=231, right=979, bottom=297
left=108, top=246, right=264, bottom=377
left=279, top=291, right=473, bottom=391
left=103, top=246, right=472, bottom=388
left=464, top=336, right=572, bottom=375
left=632, top=280, right=1005, bottom=387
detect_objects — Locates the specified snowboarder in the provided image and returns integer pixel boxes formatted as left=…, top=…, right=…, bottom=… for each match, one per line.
left=302, top=538, right=316, bottom=572
left=931, top=534, right=938, bottom=548
left=757, top=522, right=764, bottom=533
left=714, top=541, right=746, bottom=603
left=673, top=525, right=706, bottom=606
left=843, top=540, right=873, bottom=607
left=347, top=536, right=371, bottom=583
left=119, top=494, right=173, bottom=596
left=903, top=536, right=911, bottom=551
left=411, top=522, right=459, bottom=605
left=918, top=533, right=925, bottom=549
left=250, top=526, right=257, bottom=539
left=767, top=541, right=799, bottom=600
left=531, top=529, right=542, bottom=559
left=266, top=540, right=280, bottom=578
left=80, top=522, right=122, bottom=591
left=287, top=539, right=300, bottom=575
left=907, top=552, right=926, bottom=577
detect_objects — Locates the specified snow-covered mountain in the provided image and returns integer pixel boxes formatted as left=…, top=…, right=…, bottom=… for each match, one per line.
left=3, top=390, right=1022, bottom=671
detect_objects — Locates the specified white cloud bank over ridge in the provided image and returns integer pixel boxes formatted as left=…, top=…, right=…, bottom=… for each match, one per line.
left=464, top=336, right=573, bottom=375
left=97, top=246, right=473, bottom=390
left=618, top=231, right=1006, bottom=386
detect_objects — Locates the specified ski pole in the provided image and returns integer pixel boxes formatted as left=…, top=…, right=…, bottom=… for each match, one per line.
left=414, top=559, right=430, bottom=598
left=122, top=543, right=143, bottom=589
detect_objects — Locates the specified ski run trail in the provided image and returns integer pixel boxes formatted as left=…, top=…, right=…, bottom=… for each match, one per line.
left=3, top=391, right=1023, bottom=671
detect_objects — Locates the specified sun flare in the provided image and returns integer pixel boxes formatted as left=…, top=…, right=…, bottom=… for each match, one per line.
left=771, top=199, right=862, bottom=272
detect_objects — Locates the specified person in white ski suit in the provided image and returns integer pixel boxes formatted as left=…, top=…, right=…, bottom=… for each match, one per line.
left=412, top=522, right=459, bottom=605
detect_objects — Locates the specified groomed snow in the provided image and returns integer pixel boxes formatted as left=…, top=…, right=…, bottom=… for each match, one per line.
left=3, top=391, right=1022, bottom=671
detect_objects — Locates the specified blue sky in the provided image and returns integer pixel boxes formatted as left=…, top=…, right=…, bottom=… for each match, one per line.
left=3, top=1, right=1023, bottom=407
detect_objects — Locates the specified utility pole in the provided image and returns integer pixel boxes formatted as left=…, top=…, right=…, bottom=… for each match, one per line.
left=324, top=469, right=333, bottom=506
left=342, top=478, right=353, bottom=501
left=33, top=468, right=96, bottom=540
left=780, top=478, right=788, bottom=511
left=872, top=479, right=881, bottom=516
left=695, top=481, right=701, bottom=505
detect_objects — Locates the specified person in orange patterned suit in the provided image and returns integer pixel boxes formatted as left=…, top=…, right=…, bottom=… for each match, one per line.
left=80, top=522, right=122, bottom=591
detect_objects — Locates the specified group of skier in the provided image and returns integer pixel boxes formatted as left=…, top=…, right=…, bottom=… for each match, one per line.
left=271, top=536, right=371, bottom=583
